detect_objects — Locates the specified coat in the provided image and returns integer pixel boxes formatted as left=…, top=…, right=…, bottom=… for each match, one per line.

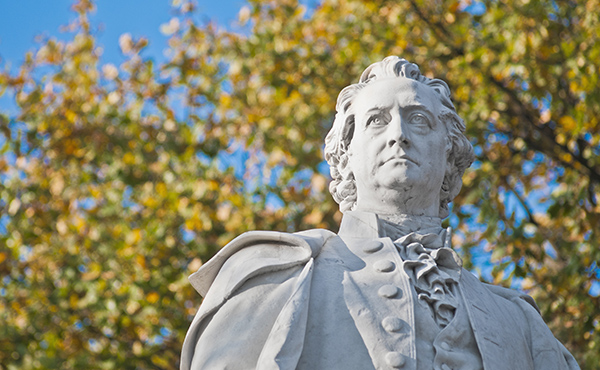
left=180, top=211, right=579, bottom=370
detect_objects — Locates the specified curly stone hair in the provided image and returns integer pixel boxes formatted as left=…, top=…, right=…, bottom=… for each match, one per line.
left=324, top=56, right=474, bottom=218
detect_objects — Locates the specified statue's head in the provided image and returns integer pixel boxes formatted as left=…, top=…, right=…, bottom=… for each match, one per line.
left=324, top=56, right=474, bottom=219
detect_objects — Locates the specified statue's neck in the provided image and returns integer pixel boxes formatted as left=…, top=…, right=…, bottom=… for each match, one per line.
left=377, top=213, right=443, bottom=239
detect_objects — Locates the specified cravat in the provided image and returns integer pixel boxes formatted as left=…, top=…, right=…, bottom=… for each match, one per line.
left=394, top=228, right=462, bottom=328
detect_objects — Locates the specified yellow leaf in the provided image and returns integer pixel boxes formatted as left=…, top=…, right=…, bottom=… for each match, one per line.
left=133, top=341, right=142, bottom=355
left=65, top=110, right=77, bottom=123
left=147, top=292, right=159, bottom=304
left=188, top=258, right=203, bottom=272
left=160, top=18, right=180, bottom=36
left=561, top=152, right=573, bottom=163
left=303, top=209, right=323, bottom=225
left=219, top=93, right=232, bottom=108
left=570, top=78, right=581, bottom=91
left=69, top=294, right=79, bottom=308
left=559, top=116, right=576, bottom=131
left=123, top=152, right=135, bottom=165
left=143, top=196, right=158, bottom=208
left=126, top=229, right=142, bottom=245
left=82, top=264, right=100, bottom=281
left=56, top=219, right=68, bottom=235
left=8, top=198, right=21, bottom=215
left=107, top=91, right=120, bottom=104
left=238, top=6, right=251, bottom=24
left=136, top=255, right=146, bottom=269
left=156, top=182, right=167, bottom=197
left=151, top=354, right=169, bottom=367
left=208, top=180, right=219, bottom=191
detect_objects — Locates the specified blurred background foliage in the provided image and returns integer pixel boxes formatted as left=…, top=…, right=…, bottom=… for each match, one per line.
left=0, top=0, right=599, bottom=368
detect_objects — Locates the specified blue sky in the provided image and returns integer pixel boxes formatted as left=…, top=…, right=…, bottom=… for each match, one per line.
left=0, top=1, right=247, bottom=114
left=0, top=1, right=246, bottom=68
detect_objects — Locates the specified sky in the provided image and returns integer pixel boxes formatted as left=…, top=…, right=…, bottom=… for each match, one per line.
left=0, top=0, right=248, bottom=113
left=0, top=0, right=246, bottom=71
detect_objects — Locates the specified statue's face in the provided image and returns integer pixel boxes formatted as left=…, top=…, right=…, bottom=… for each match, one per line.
left=346, top=78, right=449, bottom=216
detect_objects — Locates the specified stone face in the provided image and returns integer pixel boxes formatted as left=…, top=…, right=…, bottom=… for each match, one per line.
left=346, top=78, right=448, bottom=217
left=180, top=57, right=580, bottom=370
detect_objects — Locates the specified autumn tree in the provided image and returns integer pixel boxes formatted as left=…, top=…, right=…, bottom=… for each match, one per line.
left=1, top=0, right=598, bottom=369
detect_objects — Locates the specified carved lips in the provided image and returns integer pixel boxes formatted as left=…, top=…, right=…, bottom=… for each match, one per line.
left=382, top=153, right=419, bottom=166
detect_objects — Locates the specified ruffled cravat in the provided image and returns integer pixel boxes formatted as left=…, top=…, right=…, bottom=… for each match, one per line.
left=379, top=215, right=463, bottom=329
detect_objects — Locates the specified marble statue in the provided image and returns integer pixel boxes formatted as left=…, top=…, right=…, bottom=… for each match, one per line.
left=180, top=56, right=579, bottom=370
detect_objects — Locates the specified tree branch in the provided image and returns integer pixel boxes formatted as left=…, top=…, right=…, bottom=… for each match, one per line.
left=406, top=0, right=465, bottom=57
left=489, top=75, right=600, bottom=185
left=502, top=175, right=539, bottom=227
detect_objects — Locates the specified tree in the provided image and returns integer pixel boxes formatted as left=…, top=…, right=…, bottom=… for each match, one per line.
left=1, top=0, right=598, bottom=368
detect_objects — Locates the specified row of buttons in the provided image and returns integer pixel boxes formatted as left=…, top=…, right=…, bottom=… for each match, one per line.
left=362, top=239, right=456, bottom=370
left=386, top=353, right=457, bottom=369
left=364, top=240, right=408, bottom=368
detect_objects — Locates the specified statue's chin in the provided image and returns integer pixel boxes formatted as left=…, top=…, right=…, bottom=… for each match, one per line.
left=356, top=167, right=444, bottom=216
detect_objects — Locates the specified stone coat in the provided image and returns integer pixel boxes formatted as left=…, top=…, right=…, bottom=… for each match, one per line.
left=180, top=212, right=579, bottom=370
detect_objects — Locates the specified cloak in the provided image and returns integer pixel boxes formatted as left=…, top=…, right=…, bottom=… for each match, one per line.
left=181, top=212, right=579, bottom=370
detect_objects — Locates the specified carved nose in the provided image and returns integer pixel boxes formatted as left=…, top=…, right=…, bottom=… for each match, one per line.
left=388, top=121, right=409, bottom=147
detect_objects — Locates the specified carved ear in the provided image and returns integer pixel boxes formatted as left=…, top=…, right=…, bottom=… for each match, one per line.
left=340, top=115, right=355, bottom=152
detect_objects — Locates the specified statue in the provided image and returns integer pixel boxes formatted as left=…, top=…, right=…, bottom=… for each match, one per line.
left=180, top=56, right=579, bottom=370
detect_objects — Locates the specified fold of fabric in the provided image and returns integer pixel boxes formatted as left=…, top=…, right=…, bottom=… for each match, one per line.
left=394, top=228, right=462, bottom=329
left=257, top=258, right=315, bottom=370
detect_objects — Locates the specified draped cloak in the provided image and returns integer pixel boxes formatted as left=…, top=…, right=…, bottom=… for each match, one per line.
left=180, top=211, right=579, bottom=370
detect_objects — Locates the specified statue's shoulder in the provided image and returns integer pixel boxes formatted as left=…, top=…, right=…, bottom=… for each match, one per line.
left=481, top=282, right=580, bottom=369
left=482, top=281, right=540, bottom=314
left=189, top=228, right=337, bottom=297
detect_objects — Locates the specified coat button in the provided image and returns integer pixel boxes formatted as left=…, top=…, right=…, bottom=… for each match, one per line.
left=440, top=341, right=450, bottom=351
left=382, top=316, right=404, bottom=332
left=373, top=260, right=395, bottom=272
left=363, top=240, right=383, bottom=253
left=378, top=284, right=400, bottom=298
left=385, top=352, right=405, bottom=368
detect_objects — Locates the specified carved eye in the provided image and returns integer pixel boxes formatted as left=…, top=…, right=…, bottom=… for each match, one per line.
left=410, top=113, right=430, bottom=127
left=367, top=113, right=389, bottom=126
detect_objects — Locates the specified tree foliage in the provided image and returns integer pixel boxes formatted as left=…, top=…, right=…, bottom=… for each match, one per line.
left=1, top=0, right=598, bottom=368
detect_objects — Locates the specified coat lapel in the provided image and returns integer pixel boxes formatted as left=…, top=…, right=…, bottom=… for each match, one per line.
left=460, top=271, right=534, bottom=370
